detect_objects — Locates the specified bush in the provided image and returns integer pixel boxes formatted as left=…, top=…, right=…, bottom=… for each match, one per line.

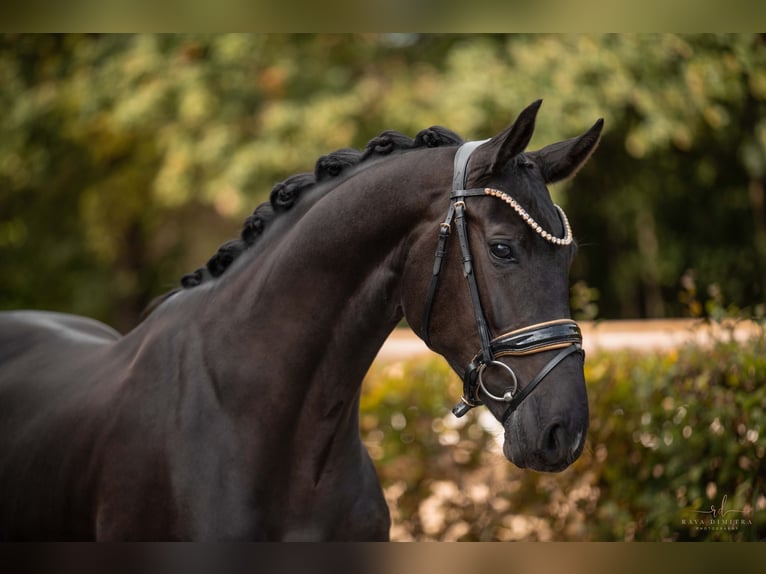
left=361, top=326, right=766, bottom=541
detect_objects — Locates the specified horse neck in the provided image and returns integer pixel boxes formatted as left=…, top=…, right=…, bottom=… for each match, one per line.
left=199, top=149, right=451, bottom=424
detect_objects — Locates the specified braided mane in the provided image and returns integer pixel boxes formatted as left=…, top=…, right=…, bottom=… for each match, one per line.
left=141, top=125, right=463, bottom=319
left=182, top=126, right=463, bottom=289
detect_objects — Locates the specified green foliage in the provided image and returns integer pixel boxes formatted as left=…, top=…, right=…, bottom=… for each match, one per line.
left=2, top=34, right=766, bottom=329
left=361, top=330, right=766, bottom=540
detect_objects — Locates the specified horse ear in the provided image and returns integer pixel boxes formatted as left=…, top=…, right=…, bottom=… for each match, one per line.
left=470, top=100, right=543, bottom=176
left=527, top=118, right=604, bottom=184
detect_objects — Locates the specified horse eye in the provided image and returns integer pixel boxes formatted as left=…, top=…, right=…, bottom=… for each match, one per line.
left=490, top=242, right=516, bottom=261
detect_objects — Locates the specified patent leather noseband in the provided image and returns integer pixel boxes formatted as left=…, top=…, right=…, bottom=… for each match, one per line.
left=421, top=140, right=584, bottom=422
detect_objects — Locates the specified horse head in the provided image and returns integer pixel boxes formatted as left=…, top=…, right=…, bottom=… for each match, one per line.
left=404, top=100, right=603, bottom=472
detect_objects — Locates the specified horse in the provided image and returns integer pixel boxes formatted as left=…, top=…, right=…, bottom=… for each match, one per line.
left=0, top=100, right=603, bottom=540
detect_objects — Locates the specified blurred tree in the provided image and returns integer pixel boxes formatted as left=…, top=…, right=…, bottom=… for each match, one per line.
left=1, top=34, right=765, bottom=328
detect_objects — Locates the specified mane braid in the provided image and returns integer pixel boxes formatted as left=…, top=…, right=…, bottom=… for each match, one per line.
left=158, top=126, right=464, bottom=305
left=315, top=148, right=363, bottom=182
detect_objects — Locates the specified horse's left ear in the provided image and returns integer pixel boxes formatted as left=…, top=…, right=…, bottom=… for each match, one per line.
left=527, top=118, right=604, bottom=184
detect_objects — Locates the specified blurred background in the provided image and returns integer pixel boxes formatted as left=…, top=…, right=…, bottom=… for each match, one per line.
left=2, top=34, right=765, bottom=329
left=1, top=34, right=764, bottom=540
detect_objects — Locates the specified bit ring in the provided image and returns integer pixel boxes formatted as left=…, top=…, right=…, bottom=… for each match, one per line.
left=477, top=360, right=518, bottom=402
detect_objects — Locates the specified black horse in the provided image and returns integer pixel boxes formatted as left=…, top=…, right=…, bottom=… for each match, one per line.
left=0, top=101, right=602, bottom=540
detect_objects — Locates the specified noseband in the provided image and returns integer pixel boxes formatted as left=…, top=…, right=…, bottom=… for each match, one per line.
left=421, top=140, right=584, bottom=422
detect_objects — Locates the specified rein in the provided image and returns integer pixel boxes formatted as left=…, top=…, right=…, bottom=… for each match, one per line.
left=422, top=141, right=584, bottom=421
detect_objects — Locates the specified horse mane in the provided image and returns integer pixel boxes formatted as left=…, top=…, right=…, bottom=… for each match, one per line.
left=141, top=125, right=463, bottom=319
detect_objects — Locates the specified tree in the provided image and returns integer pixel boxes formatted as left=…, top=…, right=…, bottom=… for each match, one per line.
left=2, top=34, right=765, bottom=328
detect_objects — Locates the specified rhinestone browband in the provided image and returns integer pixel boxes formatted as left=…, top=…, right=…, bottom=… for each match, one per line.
left=484, top=187, right=573, bottom=246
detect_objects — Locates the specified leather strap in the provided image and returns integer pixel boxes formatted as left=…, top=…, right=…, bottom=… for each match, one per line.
left=487, top=320, right=582, bottom=358
left=452, top=139, right=488, bottom=191
left=453, top=196, right=494, bottom=362
left=421, top=139, right=486, bottom=349
left=501, top=344, right=582, bottom=424
left=421, top=205, right=454, bottom=349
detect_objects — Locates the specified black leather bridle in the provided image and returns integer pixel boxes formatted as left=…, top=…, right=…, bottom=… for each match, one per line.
left=421, top=140, right=584, bottom=423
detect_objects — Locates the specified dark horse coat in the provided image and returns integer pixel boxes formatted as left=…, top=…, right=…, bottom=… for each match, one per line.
left=0, top=101, right=602, bottom=540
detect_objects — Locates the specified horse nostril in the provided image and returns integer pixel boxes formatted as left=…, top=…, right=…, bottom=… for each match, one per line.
left=542, top=421, right=568, bottom=461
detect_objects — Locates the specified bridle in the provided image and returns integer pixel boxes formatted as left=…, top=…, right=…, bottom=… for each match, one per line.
left=421, top=140, right=584, bottom=423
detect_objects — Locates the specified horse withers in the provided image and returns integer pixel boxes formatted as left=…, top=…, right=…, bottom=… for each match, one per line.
left=0, top=100, right=602, bottom=540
